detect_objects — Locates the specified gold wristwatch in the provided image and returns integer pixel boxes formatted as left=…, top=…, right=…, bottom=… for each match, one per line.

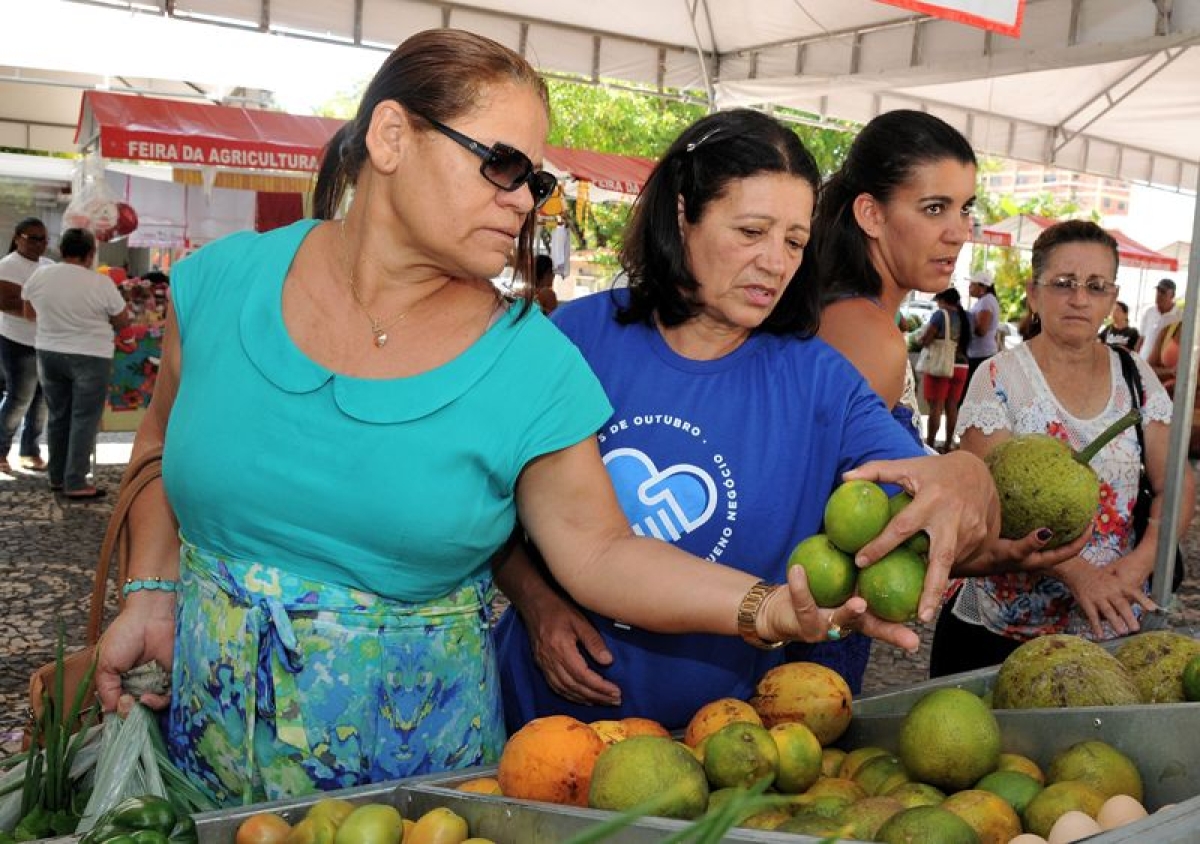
left=737, top=580, right=785, bottom=650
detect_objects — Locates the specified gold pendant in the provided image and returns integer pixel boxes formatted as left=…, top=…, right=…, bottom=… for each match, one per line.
left=373, top=330, right=388, bottom=348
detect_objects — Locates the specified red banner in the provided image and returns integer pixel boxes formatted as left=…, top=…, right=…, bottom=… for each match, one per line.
left=875, top=0, right=1025, bottom=37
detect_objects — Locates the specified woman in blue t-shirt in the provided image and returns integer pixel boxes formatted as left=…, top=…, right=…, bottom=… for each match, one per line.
left=495, top=110, right=1059, bottom=733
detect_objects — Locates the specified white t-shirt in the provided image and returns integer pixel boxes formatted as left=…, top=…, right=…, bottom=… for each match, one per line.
left=966, top=293, right=1001, bottom=359
left=22, top=263, right=127, bottom=358
left=0, top=251, right=54, bottom=347
left=1138, top=303, right=1180, bottom=360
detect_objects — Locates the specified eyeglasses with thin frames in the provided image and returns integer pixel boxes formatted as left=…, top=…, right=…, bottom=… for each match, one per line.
left=418, top=113, right=557, bottom=210
left=1035, top=275, right=1119, bottom=297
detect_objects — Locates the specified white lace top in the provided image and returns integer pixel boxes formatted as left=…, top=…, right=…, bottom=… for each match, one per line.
left=953, top=343, right=1173, bottom=640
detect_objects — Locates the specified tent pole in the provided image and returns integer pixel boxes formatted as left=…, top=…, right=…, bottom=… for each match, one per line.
left=1145, top=166, right=1200, bottom=622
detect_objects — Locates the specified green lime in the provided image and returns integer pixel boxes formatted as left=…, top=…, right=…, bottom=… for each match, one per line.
left=975, top=770, right=1043, bottom=817
left=858, top=547, right=927, bottom=622
left=1183, top=655, right=1200, bottom=702
left=787, top=534, right=858, bottom=607
left=825, top=480, right=891, bottom=554
left=887, top=491, right=930, bottom=554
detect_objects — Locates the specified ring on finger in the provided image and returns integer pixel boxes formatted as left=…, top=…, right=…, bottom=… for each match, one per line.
left=826, top=618, right=844, bottom=641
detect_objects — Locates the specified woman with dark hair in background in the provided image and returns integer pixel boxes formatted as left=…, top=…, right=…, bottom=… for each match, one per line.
left=918, top=287, right=971, bottom=452
left=92, top=30, right=940, bottom=806
left=0, top=217, right=52, bottom=473
left=933, top=220, right=1193, bottom=676
left=1100, top=300, right=1139, bottom=351
left=807, top=109, right=979, bottom=448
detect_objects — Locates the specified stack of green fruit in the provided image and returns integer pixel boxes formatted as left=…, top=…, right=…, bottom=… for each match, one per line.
left=787, top=480, right=928, bottom=623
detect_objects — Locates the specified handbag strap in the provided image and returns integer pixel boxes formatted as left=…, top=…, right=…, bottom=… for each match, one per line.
left=85, top=447, right=164, bottom=644
left=1114, top=346, right=1148, bottom=464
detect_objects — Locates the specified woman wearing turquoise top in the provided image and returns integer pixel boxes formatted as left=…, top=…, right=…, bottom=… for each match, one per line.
left=91, top=29, right=965, bottom=807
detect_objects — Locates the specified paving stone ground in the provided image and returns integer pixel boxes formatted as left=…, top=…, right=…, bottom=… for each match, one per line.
left=3, top=448, right=1198, bottom=753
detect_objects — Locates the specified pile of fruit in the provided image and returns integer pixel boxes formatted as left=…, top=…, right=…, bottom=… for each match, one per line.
left=789, top=481, right=929, bottom=622
left=234, top=799, right=486, bottom=844
left=489, top=654, right=1190, bottom=843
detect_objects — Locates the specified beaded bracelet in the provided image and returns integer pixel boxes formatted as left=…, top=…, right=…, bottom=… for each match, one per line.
left=122, top=577, right=179, bottom=597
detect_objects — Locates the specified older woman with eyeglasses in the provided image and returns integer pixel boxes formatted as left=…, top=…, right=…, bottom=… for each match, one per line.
left=931, top=220, right=1195, bottom=677
left=93, top=28, right=947, bottom=807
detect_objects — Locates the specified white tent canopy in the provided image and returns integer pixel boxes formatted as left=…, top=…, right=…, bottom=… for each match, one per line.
left=2, top=0, right=1196, bottom=193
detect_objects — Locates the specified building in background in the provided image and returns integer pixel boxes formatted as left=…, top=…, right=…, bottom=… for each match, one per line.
left=982, top=162, right=1131, bottom=218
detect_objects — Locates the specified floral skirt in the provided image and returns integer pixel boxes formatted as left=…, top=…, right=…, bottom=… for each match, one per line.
left=166, top=541, right=504, bottom=806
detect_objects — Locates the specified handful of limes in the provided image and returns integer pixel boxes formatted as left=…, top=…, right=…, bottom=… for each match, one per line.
left=787, top=480, right=927, bottom=622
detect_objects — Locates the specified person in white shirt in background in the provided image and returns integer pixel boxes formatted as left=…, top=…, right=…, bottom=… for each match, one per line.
left=965, top=270, right=1002, bottom=386
left=1135, top=278, right=1180, bottom=361
left=21, top=228, right=129, bottom=499
left=0, top=217, right=53, bottom=473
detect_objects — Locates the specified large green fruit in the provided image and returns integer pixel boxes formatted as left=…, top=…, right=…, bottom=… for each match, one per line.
left=1113, top=631, right=1200, bottom=703
left=993, top=635, right=1141, bottom=709
left=985, top=411, right=1139, bottom=548
left=897, top=688, right=1000, bottom=792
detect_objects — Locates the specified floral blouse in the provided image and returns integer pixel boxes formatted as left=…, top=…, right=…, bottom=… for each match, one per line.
left=952, top=343, right=1173, bottom=641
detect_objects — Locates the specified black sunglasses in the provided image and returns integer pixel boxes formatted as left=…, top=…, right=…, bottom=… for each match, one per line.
left=419, top=114, right=557, bottom=210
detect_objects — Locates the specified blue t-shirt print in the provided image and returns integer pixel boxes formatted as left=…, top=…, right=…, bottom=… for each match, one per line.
left=604, top=446, right=719, bottom=543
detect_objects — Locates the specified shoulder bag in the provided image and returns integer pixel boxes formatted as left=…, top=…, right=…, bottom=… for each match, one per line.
left=27, top=448, right=165, bottom=730
left=917, top=313, right=957, bottom=378
left=1114, top=348, right=1185, bottom=592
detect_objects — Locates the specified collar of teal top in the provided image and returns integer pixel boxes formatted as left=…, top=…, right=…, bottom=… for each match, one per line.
left=240, top=219, right=527, bottom=423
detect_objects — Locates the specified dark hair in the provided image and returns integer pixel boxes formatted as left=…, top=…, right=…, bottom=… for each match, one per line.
left=1114, top=301, right=1129, bottom=316
left=59, top=228, right=96, bottom=260
left=8, top=217, right=44, bottom=254
left=808, top=110, right=977, bottom=311
left=313, top=28, right=549, bottom=307
left=1030, top=220, right=1119, bottom=281
left=616, top=109, right=821, bottom=335
left=934, top=287, right=961, bottom=306
left=534, top=254, right=553, bottom=283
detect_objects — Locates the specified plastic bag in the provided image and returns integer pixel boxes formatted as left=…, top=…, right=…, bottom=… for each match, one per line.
left=64, top=156, right=138, bottom=242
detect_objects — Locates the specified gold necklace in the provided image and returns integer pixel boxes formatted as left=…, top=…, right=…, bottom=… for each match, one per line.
left=341, top=220, right=410, bottom=348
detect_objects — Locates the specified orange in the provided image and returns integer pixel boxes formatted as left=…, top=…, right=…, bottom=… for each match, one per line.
left=886, top=781, right=946, bottom=809
left=236, top=814, right=292, bottom=844
left=805, top=776, right=867, bottom=803
left=997, top=752, right=1045, bottom=785
left=839, top=745, right=890, bottom=780
left=1047, top=740, right=1143, bottom=802
left=820, top=747, right=847, bottom=778
left=824, top=480, right=891, bottom=554
left=974, top=770, right=1042, bottom=817
left=750, top=662, right=853, bottom=745
left=496, top=714, right=606, bottom=807
left=1023, top=780, right=1107, bottom=838
left=876, top=806, right=979, bottom=844
left=897, top=687, right=1000, bottom=792
left=404, top=807, right=468, bottom=844
left=683, top=697, right=761, bottom=747
left=702, top=721, right=779, bottom=790
left=888, top=491, right=931, bottom=554
left=852, top=754, right=910, bottom=796
left=769, top=722, right=823, bottom=793
left=588, top=735, right=709, bottom=820
left=787, top=534, right=858, bottom=607
left=857, top=547, right=927, bottom=623
left=620, top=716, right=670, bottom=738
left=455, top=777, right=502, bottom=795
left=940, top=789, right=1023, bottom=844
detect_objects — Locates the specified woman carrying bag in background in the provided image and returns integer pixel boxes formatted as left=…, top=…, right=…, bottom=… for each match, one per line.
left=918, top=287, right=970, bottom=452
